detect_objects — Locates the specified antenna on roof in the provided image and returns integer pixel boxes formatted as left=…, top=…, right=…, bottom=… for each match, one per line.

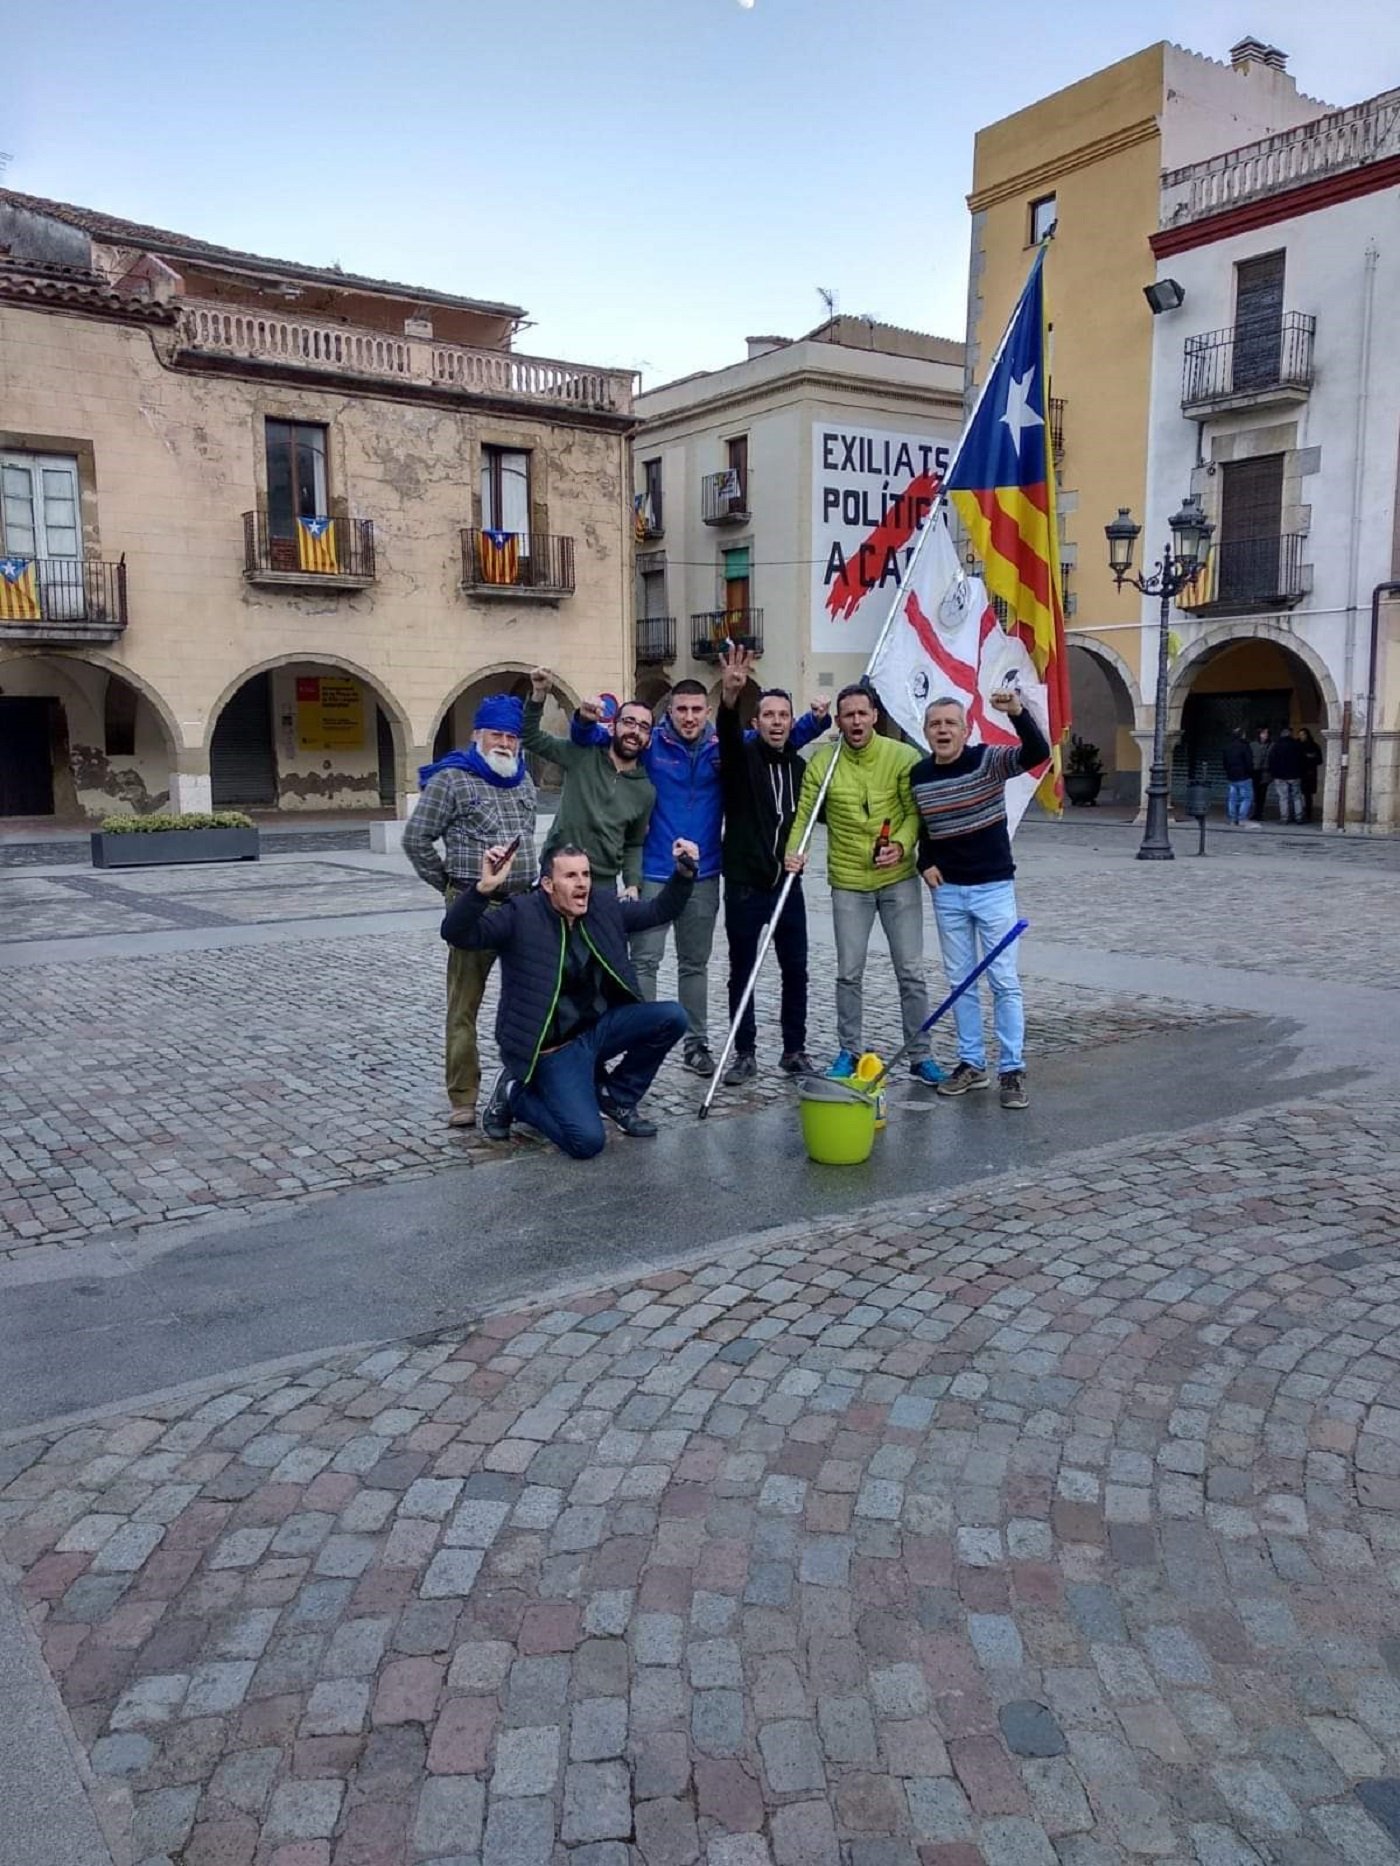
left=816, top=285, right=838, bottom=327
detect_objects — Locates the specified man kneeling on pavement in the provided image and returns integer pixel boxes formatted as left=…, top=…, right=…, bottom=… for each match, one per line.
left=442, top=837, right=699, bottom=1158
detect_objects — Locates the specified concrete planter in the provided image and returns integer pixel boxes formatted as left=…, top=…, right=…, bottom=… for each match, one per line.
left=91, top=827, right=260, bottom=869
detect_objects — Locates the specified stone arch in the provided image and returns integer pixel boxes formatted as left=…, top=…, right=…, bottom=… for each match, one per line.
left=1065, top=631, right=1146, bottom=722
left=0, top=647, right=183, bottom=755
left=0, top=651, right=182, bottom=818
left=1166, top=621, right=1340, bottom=735
left=1066, top=631, right=1145, bottom=806
left=204, top=651, right=413, bottom=758
left=635, top=671, right=672, bottom=714
left=427, top=661, right=581, bottom=755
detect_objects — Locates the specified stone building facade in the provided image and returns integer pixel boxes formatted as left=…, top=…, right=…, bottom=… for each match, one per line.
left=0, top=192, right=635, bottom=820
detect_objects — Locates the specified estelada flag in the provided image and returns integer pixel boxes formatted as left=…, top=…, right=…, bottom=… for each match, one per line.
left=296, top=515, right=339, bottom=575
left=867, top=511, right=1049, bottom=837
left=944, top=246, right=1069, bottom=812
left=477, top=529, right=520, bottom=586
left=0, top=556, right=41, bottom=621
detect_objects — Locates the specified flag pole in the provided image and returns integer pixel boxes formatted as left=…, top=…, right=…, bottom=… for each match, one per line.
left=697, top=256, right=1045, bottom=1120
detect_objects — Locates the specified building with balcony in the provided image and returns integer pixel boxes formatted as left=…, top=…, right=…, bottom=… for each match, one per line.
left=629, top=318, right=964, bottom=717
left=966, top=37, right=1331, bottom=803
left=0, top=191, right=635, bottom=820
left=1143, top=84, right=1400, bottom=826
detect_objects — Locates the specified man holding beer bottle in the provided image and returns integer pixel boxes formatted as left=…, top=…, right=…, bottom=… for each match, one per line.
left=784, top=684, right=941, bottom=1083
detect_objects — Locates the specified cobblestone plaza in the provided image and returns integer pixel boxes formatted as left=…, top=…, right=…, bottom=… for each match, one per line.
left=3, top=825, right=1400, bottom=1865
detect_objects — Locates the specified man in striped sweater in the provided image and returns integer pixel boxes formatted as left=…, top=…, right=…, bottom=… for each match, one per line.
left=910, top=687, right=1049, bottom=1110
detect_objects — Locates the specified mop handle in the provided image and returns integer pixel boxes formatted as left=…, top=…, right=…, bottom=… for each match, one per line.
left=864, top=917, right=1029, bottom=1091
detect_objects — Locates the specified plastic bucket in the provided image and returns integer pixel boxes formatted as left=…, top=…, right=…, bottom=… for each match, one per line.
left=798, top=1077, right=878, bottom=1165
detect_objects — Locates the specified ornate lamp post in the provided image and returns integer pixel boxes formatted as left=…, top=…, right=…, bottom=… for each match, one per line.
left=1105, top=495, right=1214, bottom=861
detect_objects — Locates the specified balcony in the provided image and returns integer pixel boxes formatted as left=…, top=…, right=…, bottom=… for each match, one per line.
left=701, top=472, right=750, bottom=526
left=1059, top=562, right=1075, bottom=618
left=1180, top=534, right=1307, bottom=616
left=1048, top=397, right=1066, bottom=466
left=175, top=303, right=634, bottom=415
left=0, top=557, right=128, bottom=644
left=1181, top=313, right=1315, bottom=416
left=636, top=616, right=677, bottom=665
left=691, top=609, right=763, bottom=660
left=243, top=513, right=376, bottom=588
left=461, top=530, right=575, bottom=601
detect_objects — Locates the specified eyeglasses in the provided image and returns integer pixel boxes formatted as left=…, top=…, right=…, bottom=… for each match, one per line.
left=617, top=715, right=653, bottom=733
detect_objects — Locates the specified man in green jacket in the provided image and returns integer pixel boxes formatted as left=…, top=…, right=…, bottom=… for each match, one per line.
left=523, top=669, right=655, bottom=893
left=785, top=684, right=940, bottom=1082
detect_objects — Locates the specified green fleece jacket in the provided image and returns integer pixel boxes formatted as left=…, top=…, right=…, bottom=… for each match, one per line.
left=522, top=699, right=655, bottom=889
left=786, top=733, right=921, bottom=892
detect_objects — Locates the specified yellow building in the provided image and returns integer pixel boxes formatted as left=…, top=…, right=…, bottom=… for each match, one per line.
left=966, top=38, right=1328, bottom=801
left=0, top=191, right=635, bottom=821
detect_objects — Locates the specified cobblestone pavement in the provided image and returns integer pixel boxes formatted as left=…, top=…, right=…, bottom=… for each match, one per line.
left=3, top=1096, right=1400, bottom=1865
left=1, top=927, right=1223, bottom=1258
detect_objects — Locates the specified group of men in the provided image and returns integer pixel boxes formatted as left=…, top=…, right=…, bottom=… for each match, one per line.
left=1220, top=723, right=1323, bottom=826
left=404, top=651, right=1047, bottom=1160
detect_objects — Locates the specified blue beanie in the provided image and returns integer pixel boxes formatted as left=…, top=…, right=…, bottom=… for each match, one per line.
left=474, top=693, right=524, bottom=734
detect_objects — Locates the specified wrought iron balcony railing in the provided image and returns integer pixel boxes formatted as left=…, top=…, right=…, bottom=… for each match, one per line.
left=691, top=608, right=763, bottom=659
left=1182, top=312, right=1315, bottom=414
left=1179, top=534, right=1306, bottom=614
left=461, top=529, right=576, bottom=599
left=0, top=556, right=127, bottom=639
left=636, top=616, right=677, bottom=665
left=701, top=472, right=750, bottom=525
left=243, top=513, right=376, bottom=582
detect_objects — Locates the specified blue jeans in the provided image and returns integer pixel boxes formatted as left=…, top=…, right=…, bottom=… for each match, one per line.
left=511, top=1001, right=687, bottom=1159
left=1226, top=779, right=1253, bottom=823
left=930, top=879, right=1025, bottom=1074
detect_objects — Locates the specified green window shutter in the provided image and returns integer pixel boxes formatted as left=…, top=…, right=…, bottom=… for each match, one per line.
left=723, top=546, right=750, bottom=581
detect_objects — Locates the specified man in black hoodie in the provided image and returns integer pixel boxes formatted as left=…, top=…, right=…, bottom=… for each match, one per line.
left=716, top=645, right=819, bottom=1084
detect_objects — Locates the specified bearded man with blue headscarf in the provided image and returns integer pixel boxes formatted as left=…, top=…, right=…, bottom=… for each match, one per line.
left=404, top=692, right=537, bottom=1128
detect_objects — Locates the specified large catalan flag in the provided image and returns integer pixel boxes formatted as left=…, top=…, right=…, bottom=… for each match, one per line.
left=945, top=247, right=1069, bottom=812
left=296, top=515, right=340, bottom=574
left=0, top=556, right=41, bottom=621
left=477, top=528, right=520, bottom=586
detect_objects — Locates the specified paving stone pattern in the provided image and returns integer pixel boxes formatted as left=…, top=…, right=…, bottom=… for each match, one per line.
left=0, top=927, right=1219, bottom=1257
left=5, top=1096, right=1400, bottom=1863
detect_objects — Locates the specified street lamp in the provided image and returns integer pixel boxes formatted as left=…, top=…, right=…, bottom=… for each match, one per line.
left=1105, top=495, right=1213, bottom=861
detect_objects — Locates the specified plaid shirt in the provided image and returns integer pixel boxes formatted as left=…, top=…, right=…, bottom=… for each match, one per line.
left=403, top=767, right=538, bottom=895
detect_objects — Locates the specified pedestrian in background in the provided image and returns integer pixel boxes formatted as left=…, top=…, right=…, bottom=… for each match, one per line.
left=1267, top=727, right=1305, bottom=824
left=403, top=694, right=537, bottom=1128
left=1251, top=726, right=1272, bottom=823
left=1221, top=725, right=1256, bottom=828
left=1297, top=726, right=1323, bottom=823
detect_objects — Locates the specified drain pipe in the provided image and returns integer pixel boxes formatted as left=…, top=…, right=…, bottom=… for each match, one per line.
left=1362, top=581, right=1400, bottom=829
left=1337, top=241, right=1379, bottom=830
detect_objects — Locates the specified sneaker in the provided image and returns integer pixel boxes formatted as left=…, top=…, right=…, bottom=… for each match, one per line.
left=682, top=1042, right=716, bottom=1078
left=827, top=1050, right=858, bottom=1079
left=909, top=1058, right=947, bottom=1086
left=999, top=1069, right=1029, bottom=1110
left=447, top=1105, right=477, bottom=1129
left=480, top=1071, right=514, bottom=1141
left=936, top=1061, right=991, bottom=1097
left=598, top=1093, right=658, bottom=1139
left=779, top=1050, right=817, bottom=1076
left=723, top=1052, right=758, bottom=1087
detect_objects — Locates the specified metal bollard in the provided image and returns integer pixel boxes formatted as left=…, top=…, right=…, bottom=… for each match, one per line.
left=1187, top=780, right=1209, bottom=856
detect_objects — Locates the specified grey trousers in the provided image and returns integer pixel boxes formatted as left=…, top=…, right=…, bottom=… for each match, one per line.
left=630, top=875, right=720, bottom=1044
left=830, top=877, right=929, bottom=1055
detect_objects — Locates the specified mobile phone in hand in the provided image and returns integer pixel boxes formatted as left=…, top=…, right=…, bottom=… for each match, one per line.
left=496, top=834, right=522, bottom=866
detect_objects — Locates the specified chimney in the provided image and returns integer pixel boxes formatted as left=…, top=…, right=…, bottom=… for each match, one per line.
left=745, top=335, right=788, bottom=359
left=1263, top=44, right=1288, bottom=69
left=1229, top=36, right=1271, bottom=71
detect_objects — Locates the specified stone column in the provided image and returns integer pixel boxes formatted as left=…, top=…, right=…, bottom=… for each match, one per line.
left=169, top=747, right=212, bottom=814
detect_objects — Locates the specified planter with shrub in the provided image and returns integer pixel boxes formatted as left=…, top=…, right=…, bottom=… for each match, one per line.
left=1064, top=736, right=1105, bottom=807
left=91, top=811, right=259, bottom=869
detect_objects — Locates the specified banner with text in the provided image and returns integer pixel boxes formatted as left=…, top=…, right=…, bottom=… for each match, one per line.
left=811, top=421, right=955, bottom=655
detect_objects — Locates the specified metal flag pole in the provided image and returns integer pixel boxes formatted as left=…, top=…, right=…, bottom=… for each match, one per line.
left=697, top=256, right=1043, bottom=1120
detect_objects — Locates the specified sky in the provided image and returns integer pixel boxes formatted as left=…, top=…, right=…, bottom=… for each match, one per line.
left=6, top=0, right=1398, bottom=388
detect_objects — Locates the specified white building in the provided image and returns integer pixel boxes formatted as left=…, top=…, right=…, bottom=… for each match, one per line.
left=630, top=319, right=964, bottom=717
left=1141, top=85, right=1400, bottom=826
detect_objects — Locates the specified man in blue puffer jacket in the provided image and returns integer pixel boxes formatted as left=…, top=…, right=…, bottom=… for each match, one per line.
left=572, top=681, right=828, bottom=1078
left=443, top=837, right=697, bottom=1156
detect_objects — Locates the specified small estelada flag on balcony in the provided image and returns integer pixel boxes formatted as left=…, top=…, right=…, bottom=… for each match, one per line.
left=296, top=515, right=339, bottom=574
left=477, top=529, right=520, bottom=586
left=0, top=556, right=41, bottom=620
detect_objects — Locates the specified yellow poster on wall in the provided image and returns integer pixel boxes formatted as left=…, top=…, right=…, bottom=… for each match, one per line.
left=296, top=675, right=365, bottom=752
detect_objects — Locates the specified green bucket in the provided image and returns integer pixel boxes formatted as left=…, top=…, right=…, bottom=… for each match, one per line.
left=798, top=1077, right=879, bottom=1166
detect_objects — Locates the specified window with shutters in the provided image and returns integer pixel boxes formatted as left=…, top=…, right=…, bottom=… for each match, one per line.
left=482, top=446, right=532, bottom=554
left=1217, top=454, right=1284, bottom=604
left=1233, top=252, right=1285, bottom=392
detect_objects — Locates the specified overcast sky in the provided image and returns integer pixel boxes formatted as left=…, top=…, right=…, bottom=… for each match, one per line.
left=8, top=0, right=1397, bottom=387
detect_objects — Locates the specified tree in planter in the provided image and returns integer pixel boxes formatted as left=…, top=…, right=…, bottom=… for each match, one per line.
left=1065, top=736, right=1105, bottom=806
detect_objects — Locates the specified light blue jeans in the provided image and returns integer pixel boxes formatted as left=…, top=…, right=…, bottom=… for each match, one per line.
left=930, top=879, right=1025, bottom=1074
left=1226, top=779, right=1253, bottom=823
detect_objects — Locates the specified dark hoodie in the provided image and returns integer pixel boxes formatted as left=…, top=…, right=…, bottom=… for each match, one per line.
left=716, top=699, right=807, bottom=890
